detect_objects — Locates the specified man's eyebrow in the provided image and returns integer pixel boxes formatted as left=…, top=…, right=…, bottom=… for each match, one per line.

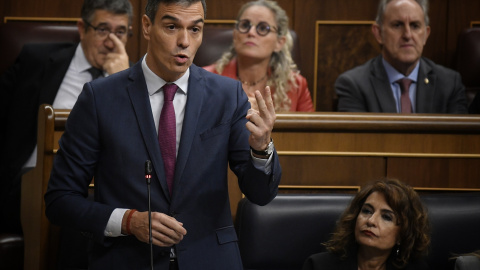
left=95, top=22, right=127, bottom=28
left=193, top=18, right=204, bottom=25
left=161, top=14, right=179, bottom=22
left=160, top=15, right=204, bottom=25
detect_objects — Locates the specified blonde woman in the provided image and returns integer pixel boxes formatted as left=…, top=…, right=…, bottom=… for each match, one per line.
left=203, top=0, right=314, bottom=112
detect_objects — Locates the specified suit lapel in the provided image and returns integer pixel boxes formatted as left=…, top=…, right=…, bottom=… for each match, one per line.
left=416, top=58, right=435, bottom=113
left=127, top=61, right=171, bottom=200
left=370, top=56, right=397, bottom=113
left=39, top=44, right=77, bottom=105
left=172, top=65, right=205, bottom=198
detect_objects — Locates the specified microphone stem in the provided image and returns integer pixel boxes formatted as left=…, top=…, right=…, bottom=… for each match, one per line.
left=147, top=177, right=153, bottom=270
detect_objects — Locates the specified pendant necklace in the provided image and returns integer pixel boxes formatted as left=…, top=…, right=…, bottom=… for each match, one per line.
left=238, top=74, right=267, bottom=86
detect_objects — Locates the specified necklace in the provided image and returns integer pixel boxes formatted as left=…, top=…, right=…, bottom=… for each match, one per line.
left=237, top=74, right=267, bottom=86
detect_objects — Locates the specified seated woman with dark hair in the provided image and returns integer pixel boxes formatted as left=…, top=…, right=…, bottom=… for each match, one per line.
left=303, top=179, right=430, bottom=270
left=203, top=0, right=314, bottom=112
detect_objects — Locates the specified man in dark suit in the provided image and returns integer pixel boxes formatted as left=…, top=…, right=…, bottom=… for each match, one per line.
left=335, top=0, right=467, bottom=113
left=44, top=0, right=281, bottom=269
left=0, top=0, right=132, bottom=235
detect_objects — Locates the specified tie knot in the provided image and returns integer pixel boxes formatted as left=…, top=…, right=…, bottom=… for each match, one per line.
left=163, top=84, right=178, bottom=101
left=87, top=67, right=104, bottom=80
left=397, top=78, right=412, bottom=93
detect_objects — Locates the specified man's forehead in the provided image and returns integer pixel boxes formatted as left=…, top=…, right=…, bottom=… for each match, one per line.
left=384, top=0, right=425, bottom=21
left=157, top=2, right=205, bottom=19
left=91, top=10, right=129, bottom=24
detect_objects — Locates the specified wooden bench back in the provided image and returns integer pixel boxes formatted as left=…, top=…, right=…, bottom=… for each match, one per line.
left=21, top=104, right=69, bottom=270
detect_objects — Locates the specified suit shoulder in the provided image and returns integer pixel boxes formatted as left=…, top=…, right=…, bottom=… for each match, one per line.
left=338, top=57, right=377, bottom=81
left=21, top=42, right=75, bottom=57
left=18, top=42, right=76, bottom=63
left=421, top=57, right=460, bottom=76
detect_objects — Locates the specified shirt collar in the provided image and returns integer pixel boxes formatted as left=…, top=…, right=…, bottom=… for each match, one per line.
left=382, top=57, right=420, bottom=84
left=74, top=44, right=94, bottom=74
left=141, top=54, right=189, bottom=96
left=75, top=43, right=108, bottom=77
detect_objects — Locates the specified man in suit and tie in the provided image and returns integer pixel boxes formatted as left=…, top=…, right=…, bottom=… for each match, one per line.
left=0, top=0, right=133, bottom=235
left=44, top=0, right=281, bottom=269
left=335, top=0, right=468, bottom=113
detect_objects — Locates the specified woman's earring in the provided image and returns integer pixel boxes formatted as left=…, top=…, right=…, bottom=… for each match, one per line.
left=396, top=244, right=400, bottom=257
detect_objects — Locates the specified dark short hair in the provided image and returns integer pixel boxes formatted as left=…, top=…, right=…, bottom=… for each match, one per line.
left=324, top=178, right=430, bottom=269
left=145, top=0, right=207, bottom=23
left=81, top=0, right=134, bottom=26
left=375, top=0, right=429, bottom=26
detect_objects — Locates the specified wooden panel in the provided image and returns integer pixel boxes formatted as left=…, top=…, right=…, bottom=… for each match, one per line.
left=228, top=112, right=480, bottom=215
left=446, top=0, right=480, bottom=67
left=278, top=156, right=385, bottom=185
left=387, top=158, right=480, bottom=189
left=205, top=0, right=294, bottom=24
left=314, top=21, right=380, bottom=111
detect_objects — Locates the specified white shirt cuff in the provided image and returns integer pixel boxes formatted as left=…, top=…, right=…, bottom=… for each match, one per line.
left=251, top=151, right=273, bottom=175
left=104, top=208, right=128, bottom=237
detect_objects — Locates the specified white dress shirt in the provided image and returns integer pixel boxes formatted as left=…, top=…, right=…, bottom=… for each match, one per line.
left=23, top=44, right=104, bottom=170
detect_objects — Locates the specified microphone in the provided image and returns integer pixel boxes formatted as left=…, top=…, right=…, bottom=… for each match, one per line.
left=145, top=160, right=153, bottom=270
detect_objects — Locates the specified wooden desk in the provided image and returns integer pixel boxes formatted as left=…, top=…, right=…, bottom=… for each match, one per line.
left=21, top=107, right=480, bottom=269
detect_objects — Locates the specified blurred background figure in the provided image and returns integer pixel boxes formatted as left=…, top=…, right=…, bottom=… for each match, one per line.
left=303, top=179, right=430, bottom=270
left=454, top=250, right=480, bottom=270
left=0, top=0, right=133, bottom=236
left=335, top=0, right=467, bottom=114
left=204, top=0, right=314, bottom=112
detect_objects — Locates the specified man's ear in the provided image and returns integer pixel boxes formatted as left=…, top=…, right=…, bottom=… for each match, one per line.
left=423, top=25, right=431, bottom=45
left=77, top=19, right=86, bottom=40
left=142, top=14, right=152, bottom=41
left=372, top=23, right=383, bottom=45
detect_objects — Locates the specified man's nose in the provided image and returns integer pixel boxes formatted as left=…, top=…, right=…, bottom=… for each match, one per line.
left=177, top=29, right=190, bottom=48
left=403, top=25, right=412, bottom=39
left=104, top=35, right=115, bottom=49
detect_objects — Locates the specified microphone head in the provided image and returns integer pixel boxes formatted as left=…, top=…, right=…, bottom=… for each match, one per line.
left=145, top=160, right=153, bottom=175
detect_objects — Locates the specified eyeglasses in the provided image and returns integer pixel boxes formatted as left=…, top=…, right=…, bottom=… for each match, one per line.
left=84, top=20, right=129, bottom=39
left=235, top=19, right=277, bottom=36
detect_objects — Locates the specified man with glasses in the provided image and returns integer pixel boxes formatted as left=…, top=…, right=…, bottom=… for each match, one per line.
left=0, top=0, right=133, bottom=237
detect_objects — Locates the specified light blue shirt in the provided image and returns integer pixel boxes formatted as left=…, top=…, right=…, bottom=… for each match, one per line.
left=382, top=58, right=420, bottom=113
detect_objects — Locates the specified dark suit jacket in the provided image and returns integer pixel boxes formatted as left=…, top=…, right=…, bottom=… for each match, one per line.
left=0, top=42, right=76, bottom=233
left=469, top=92, right=480, bottom=114
left=44, top=61, right=281, bottom=270
left=335, top=56, right=468, bottom=113
left=302, top=252, right=429, bottom=270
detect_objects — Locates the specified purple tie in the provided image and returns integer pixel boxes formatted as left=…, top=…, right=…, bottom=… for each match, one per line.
left=397, top=78, right=413, bottom=113
left=158, top=84, right=178, bottom=195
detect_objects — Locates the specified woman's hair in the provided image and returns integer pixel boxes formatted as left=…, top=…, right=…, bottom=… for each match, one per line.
left=214, top=0, right=298, bottom=111
left=324, top=178, right=430, bottom=269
